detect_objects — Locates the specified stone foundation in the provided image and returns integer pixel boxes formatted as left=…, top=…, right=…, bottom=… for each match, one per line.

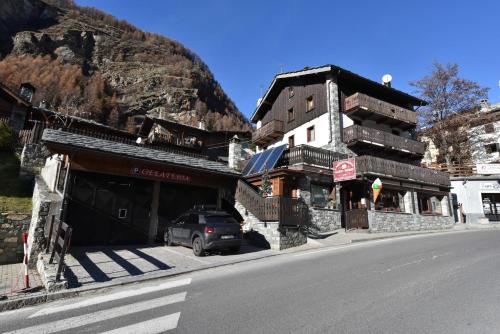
left=27, top=178, right=62, bottom=267
left=36, top=253, right=68, bottom=292
left=310, top=208, right=341, bottom=233
left=0, top=212, right=31, bottom=264
left=235, top=200, right=307, bottom=250
left=368, top=211, right=454, bottom=233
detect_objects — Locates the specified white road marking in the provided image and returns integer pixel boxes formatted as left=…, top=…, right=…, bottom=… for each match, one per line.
left=6, top=292, right=186, bottom=334
left=160, top=247, right=209, bottom=264
left=28, top=277, right=191, bottom=318
left=100, top=312, right=181, bottom=334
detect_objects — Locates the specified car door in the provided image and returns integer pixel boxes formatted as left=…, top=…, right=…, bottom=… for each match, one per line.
left=183, top=214, right=199, bottom=244
left=171, top=215, right=188, bottom=243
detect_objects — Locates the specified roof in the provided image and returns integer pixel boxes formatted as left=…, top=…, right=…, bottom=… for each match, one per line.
left=251, top=64, right=427, bottom=122
left=0, top=82, right=31, bottom=107
left=42, top=129, right=240, bottom=177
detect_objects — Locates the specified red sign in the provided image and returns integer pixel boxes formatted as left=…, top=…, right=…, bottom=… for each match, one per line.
left=333, top=159, right=356, bottom=182
left=130, top=167, right=191, bottom=182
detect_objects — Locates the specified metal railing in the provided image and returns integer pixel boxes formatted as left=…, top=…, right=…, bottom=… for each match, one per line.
left=45, top=215, right=73, bottom=282
left=343, top=125, right=425, bottom=155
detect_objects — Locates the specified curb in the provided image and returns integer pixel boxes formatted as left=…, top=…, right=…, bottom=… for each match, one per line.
left=1, top=226, right=496, bottom=312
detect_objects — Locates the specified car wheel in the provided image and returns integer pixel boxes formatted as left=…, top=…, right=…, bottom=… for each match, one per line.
left=164, top=229, right=174, bottom=246
left=228, top=246, right=240, bottom=254
left=192, top=237, right=204, bottom=257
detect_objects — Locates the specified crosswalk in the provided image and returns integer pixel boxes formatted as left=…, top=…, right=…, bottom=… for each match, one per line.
left=3, top=277, right=192, bottom=334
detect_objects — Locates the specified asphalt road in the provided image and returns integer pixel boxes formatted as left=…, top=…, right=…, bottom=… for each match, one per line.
left=1, top=230, right=500, bottom=334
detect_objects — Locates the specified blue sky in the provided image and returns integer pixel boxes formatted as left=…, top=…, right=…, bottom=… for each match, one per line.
left=76, top=0, right=500, bottom=121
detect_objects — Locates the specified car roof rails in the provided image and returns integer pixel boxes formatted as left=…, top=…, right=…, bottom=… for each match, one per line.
left=192, top=204, right=218, bottom=211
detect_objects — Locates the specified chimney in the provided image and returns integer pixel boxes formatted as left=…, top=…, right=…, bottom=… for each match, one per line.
left=228, top=135, right=242, bottom=170
left=198, top=120, right=206, bottom=130
left=480, top=99, right=490, bottom=113
left=19, top=83, right=36, bottom=103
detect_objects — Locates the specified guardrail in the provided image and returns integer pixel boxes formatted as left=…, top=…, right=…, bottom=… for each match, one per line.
left=277, top=145, right=347, bottom=169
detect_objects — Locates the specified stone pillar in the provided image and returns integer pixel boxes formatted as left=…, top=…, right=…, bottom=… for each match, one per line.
left=441, top=196, right=450, bottom=217
left=148, top=181, right=160, bottom=243
left=412, top=191, right=420, bottom=215
left=228, top=135, right=242, bottom=170
left=325, top=76, right=341, bottom=152
left=403, top=191, right=413, bottom=214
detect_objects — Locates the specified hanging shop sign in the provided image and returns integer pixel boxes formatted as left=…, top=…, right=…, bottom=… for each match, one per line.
left=372, top=178, right=383, bottom=202
left=130, top=167, right=191, bottom=182
left=333, top=158, right=356, bottom=182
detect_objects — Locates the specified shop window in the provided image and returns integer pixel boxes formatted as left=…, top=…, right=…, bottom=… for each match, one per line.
left=417, top=193, right=443, bottom=215
left=484, top=143, right=499, bottom=154
left=484, top=123, right=495, bottom=134
left=375, top=189, right=406, bottom=212
left=391, top=129, right=400, bottom=136
left=311, top=184, right=338, bottom=209
left=306, top=95, right=314, bottom=112
left=353, top=119, right=362, bottom=126
left=288, top=135, right=295, bottom=148
left=307, top=126, right=315, bottom=142
left=288, top=87, right=294, bottom=98
left=287, top=107, right=295, bottom=122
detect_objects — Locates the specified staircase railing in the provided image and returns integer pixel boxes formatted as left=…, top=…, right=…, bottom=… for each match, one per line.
left=235, top=180, right=308, bottom=226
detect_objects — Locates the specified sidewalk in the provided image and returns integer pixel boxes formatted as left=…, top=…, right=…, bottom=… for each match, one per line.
left=0, top=263, right=43, bottom=300
left=1, top=224, right=499, bottom=311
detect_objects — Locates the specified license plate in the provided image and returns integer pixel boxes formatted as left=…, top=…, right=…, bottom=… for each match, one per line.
left=221, top=235, right=234, bottom=239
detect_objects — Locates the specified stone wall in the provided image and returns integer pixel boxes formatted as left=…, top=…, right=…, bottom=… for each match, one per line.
left=235, top=200, right=307, bottom=250
left=0, top=212, right=31, bottom=264
left=310, top=208, right=342, bottom=233
left=19, top=143, right=48, bottom=180
left=368, top=211, right=454, bottom=233
left=27, top=178, right=62, bottom=267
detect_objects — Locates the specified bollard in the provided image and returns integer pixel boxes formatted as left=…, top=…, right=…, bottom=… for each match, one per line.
left=22, top=232, right=30, bottom=289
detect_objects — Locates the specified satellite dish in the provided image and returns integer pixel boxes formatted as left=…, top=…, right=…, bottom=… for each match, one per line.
left=382, top=74, right=393, bottom=84
left=136, top=137, right=142, bottom=144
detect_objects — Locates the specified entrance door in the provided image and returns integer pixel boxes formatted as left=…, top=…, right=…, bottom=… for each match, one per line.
left=482, top=193, right=500, bottom=222
left=341, top=182, right=369, bottom=229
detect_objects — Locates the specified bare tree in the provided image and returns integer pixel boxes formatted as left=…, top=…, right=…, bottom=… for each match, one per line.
left=411, top=62, right=489, bottom=164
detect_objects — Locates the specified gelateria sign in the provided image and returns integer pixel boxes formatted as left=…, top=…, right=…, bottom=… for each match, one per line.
left=130, top=167, right=191, bottom=182
left=333, top=158, right=356, bottom=182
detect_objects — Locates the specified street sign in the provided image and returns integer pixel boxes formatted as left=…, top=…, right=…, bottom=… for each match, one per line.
left=333, top=158, right=356, bottom=182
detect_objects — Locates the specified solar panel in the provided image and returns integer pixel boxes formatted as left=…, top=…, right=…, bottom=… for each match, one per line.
left=248, top=149, right=273, bottom=175
left=241, top=153, right=261, bottom=176
left=261, top=144, right=287, bottom=172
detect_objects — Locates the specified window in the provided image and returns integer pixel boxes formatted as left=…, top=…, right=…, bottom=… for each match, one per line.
left=353, top=119, right=362, bottom=126
left=485, top=143, right=499, bottom=154
left=417, top=193, right=443, bottom=215
left=287, top=107, right=295, bottom=122
left=307, top=126, right=315, bottom=142
left=484, top=123, right=495, bottom=134
left=375, top=189, right=406, bottom=212
left=288, top=135, right=295, bottom=148
left=311, top=184, right=338, bottom=209
left=391, top=129, right=400, bottom=136
left=306, top=95, right=314, bottom=112
left=288, top=87, right=294, bottom=98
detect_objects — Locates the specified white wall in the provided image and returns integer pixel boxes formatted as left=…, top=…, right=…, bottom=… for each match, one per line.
left=451, top=178, right=500, bottom=223
left=267, top=112, right=331, bottom=149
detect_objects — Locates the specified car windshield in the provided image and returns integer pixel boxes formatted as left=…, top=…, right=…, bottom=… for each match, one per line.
left=205, top=215, right=238, bottom=224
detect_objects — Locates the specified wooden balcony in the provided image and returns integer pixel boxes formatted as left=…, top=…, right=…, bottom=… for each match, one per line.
left=252, top=120, right=284, bottom=146
left=344, top=93, right=417, bottom=129
left=355, top=155, right=450, bottom=187
left=277, top=145, right=347, bottom=169
left=343, top=125, right=425, bottom=156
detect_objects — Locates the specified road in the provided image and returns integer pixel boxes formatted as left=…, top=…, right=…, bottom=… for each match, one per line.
left=1, top=230, right=500, bottom=333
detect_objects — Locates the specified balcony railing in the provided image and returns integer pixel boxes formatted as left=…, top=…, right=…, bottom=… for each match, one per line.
left=252, top=120, right=284, bottom=146
left=355, top=155, right=450, bottom=186
left=343, top=125, right=425, bottom=155
left=344, top=93, right=417, bottom=128
left=277, top=145, right=347, bottom=169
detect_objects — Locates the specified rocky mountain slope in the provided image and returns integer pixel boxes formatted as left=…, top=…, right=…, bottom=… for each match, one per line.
left=0, top=0, right=251, bottom=131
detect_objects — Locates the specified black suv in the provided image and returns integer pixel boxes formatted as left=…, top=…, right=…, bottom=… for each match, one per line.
left=164, top=207, right=242, bottom=257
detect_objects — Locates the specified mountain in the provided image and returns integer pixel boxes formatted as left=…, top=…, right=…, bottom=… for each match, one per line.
left=0, top=0, right=251, bottom=132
